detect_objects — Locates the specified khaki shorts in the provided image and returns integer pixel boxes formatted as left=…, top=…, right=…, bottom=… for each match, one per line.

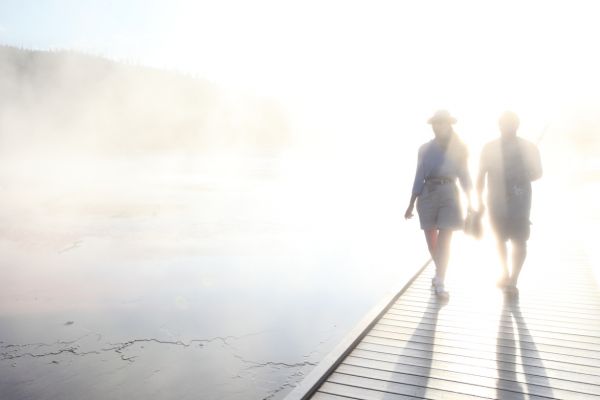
left=416, top=182, right=463, bottom=230
left=489, top=213, right=531, bottom=242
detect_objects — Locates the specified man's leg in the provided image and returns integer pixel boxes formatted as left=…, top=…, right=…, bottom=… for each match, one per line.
left=491, top=215, right=510, bottom=286
left=510, top=239, right=527, bottom=287
left=496, top=238, right=510, bottom=286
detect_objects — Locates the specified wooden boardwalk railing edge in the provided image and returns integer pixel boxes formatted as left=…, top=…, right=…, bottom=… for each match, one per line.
left=284, top=259, right=432, bottom=400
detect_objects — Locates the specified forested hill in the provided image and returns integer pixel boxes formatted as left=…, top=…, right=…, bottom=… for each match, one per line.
left=0, top=46, right=290, bottom=155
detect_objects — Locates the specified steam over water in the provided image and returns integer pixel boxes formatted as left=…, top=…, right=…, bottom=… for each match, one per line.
left=0, top=152, right=427, bottom=399
left=0, top=47, right=430, bottom=399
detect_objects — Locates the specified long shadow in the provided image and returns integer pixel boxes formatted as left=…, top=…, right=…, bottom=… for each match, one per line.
left=496, top=296, right=526, bottom=399
left=496, top=296, right=554, bottom=399
left=386, top=291, right=444, bottom=398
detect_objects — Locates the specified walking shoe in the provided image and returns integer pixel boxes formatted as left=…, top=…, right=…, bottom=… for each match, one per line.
left=434, top=284, right=449, bottom=300
left=504, top=285, right=519, bottom=296
left=431, top=276, right=442, bottom=288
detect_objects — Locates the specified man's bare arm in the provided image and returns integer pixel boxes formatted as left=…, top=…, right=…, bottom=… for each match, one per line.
left=476, top=150, right=487, bottom=210
left=529, top=145, right=543, bottom=181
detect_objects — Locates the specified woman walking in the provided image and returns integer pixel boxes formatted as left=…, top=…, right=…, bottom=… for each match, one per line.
left=404, top=110, right=473, bottom=299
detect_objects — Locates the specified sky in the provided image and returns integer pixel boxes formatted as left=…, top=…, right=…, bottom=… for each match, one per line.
left=1, top=0, right=599, bottom=147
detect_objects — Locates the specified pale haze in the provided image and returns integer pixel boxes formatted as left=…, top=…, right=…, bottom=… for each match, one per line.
left=3, top=0, right=600, bottom=147
left=1, top=2, right=599, bottom=400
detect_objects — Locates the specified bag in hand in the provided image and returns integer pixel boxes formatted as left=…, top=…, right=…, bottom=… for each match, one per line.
left=464, top=209, right=483, bottom=239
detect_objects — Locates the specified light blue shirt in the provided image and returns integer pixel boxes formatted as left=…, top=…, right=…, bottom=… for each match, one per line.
left=411, top=138, right=472, bottom=195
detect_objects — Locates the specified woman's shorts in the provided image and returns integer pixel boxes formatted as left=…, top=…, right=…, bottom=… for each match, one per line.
left=416, top=182, right=463, bottom=230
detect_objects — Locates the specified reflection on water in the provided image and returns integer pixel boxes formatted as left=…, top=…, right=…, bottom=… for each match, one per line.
left=0, top=154, right=426, bottom=400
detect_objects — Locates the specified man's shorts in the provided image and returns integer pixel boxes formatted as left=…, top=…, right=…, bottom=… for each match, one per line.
left=416, top=182, right=463, bottom=230
left=489, top=213, right=531, bottom=242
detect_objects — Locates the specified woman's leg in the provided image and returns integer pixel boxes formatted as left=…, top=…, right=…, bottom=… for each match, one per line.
left=425, top=229, right=441, bottom=285
left=435, top=229, right=453, bottom=283
left=424, top=229, right=438, bottom=261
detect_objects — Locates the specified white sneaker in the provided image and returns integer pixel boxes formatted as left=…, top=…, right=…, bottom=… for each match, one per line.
left=431, top=276, right=442, bottom=288
left=504, top=285, right=519, bottom=296
left=434, top=283, right=449, bottom=299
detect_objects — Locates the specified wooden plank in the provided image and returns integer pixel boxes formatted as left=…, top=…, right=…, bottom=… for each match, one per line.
left=398, top=287, right=600, bottom=309
left=311, top=392, right=360, bottom=400
left=334, top=363, right=593, bottom=400
left=348, top=348, right=600, bottom=386
left=355, top=342, right=600, bottom=378
left=326, top=372, right=514, bottom=400
left=390, top=301, right=600, bottom=327
left=377, top=317, right=600, bottom=346
left=362, top=335, right=600, bottom=370
left=382, top=311, right=600, bottom=343
left=410, top=280, right=600, bottom=295
left=342, top=355, right=600, bottom=397
left=406, top=287, right=600, bottom=305
left=384, top=312, right=600, bottom=346
left=369, top=325, right=600, bottom=358
left=393, top=294, right=600, bottom=319
left=380, top=312, right=600, bottom=345
left=386, top=305, right=600, bottom=331
left=373, top=321, right=600, bottom=354
left=389, top=297, right=600, bottom=323
left=318, top=382, right=418, bottom=400
left=398, top=286, right=600, bottom=305
left=406, top=288, right=600, bottom=306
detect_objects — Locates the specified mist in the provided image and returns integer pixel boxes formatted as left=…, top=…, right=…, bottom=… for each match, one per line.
left=2, top=5, right=600, bottom=395
left=0, top=45, right=428, bottom=400
left=0, top=46, right=291, bottom=157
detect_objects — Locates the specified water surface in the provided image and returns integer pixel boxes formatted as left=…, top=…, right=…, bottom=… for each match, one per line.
left=0, top=154, right=426, bottom=399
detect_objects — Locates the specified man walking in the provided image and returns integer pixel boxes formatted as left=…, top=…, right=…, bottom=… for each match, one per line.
left=477, top=111, right=542, bottom=294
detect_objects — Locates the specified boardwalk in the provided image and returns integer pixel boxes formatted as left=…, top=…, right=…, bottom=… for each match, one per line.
left=286, top=228, right=600, bottom=399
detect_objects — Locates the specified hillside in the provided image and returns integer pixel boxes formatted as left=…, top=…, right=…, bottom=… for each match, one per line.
left=0, top=46, right=290, bottom=155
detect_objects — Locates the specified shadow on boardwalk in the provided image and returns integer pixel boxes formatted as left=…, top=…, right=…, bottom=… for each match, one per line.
left=496, top=296, right=554, bottom=399
left=388, top=291, right=445, bottom=398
